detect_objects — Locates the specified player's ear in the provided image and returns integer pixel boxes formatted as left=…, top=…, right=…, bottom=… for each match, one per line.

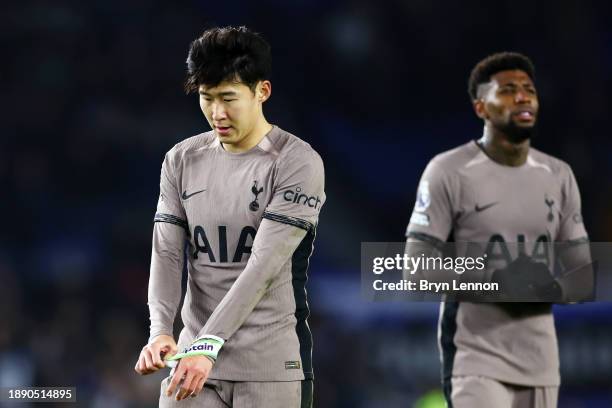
left=257, top=80, right=271, bottom=103
left=473, top=98, right=488, bottom=120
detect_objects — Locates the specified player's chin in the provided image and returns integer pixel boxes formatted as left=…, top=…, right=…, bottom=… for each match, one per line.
left=515, top=123, right=535, bottom=132
left=216, top=133, right=237, bottom=143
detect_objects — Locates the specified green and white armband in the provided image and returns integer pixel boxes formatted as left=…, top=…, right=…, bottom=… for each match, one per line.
left=165, top=335, right=225, bottom=368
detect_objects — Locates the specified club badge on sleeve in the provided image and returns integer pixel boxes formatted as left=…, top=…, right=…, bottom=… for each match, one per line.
left=415, top=181, right=431, bottom=212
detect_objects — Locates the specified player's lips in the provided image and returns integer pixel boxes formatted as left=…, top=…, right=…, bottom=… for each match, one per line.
left=512, top=109, right=536, bottom=121
left=215, top=125, right=232, bottom=136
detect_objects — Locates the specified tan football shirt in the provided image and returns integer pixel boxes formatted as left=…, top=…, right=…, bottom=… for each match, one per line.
left=148, top=125, right=325, bottom=381
left=406, top=140, right=588, bottom=386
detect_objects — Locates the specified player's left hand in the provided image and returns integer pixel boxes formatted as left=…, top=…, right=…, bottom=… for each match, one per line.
left=491, top=253, right=562, bottom=302
left=166, top=355, right=214, bottom=401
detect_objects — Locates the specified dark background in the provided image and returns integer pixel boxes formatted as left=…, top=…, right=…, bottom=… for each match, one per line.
left=2, top=1, right=612, bottom=407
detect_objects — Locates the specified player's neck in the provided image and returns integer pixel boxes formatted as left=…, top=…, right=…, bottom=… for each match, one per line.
left=479, top=127, right=530, bottom=167
left=223, top=118, right=273, bottom=153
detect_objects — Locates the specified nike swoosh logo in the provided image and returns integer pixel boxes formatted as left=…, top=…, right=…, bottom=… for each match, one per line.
left=475, top=202, right=498, bottom=212
left=182, top=189, right=206, bottom=200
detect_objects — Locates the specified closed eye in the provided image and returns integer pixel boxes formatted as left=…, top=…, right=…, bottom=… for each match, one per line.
left=499, top=85, right=516, bottom=93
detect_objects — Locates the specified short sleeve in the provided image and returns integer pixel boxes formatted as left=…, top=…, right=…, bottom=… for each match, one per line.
left=153, top=152, right=188, bottom=230
left=406, top=159, right=454, bottom=244
left=557, top=164, right=588, bottom=242
left=262, top=149, right=325, bottom=232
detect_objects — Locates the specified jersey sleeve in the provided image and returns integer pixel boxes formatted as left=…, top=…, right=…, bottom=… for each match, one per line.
left=557, top=163, right=588, bottom=242
left=405, top=159, right=455, bottom=246
left=262, top=149, right=325, bottom=233
left=153, top=152, right=187, bottom=230
left=148, top=151, right=187, bottom=342
left=148, top=222, right=185, bottom=342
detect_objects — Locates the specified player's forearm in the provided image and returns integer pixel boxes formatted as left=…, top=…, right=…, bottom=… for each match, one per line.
left=148, top=222, right=185, bottom=341
left=197, top=219, right=308, bottom=340
left=404, top=237, right=488, bottom=283
left=404, top=236, right=491, bottom=302
left=404, top=237, right=443, bottom=281
left=557, top=239, right=594, bottom=302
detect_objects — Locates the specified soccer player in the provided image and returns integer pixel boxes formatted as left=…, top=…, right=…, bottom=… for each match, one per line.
left=134, top=26, right=325, bottom=408
left=404, top=52, right=590, bottom=407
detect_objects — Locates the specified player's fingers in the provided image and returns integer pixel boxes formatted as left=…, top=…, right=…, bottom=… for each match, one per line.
left=136, top=352, right=151, bottom=375
left=162, top=343, right=179, bottom=358
left=143, top=347, right=157, bottom=372
left=166, top=365, right=185, bottom=397
left=191, top=376, right=206, bottom=398
left=134, top=357, right=143, bottom=374
left=176, top=371, right=197, bottom=401
left=150, top=345, right=166, bottom=368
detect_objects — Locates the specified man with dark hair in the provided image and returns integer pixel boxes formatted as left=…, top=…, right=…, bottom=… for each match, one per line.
left=134, top=26, right=325, bottom=408
left=467, top=52, right=537, bottom=143
left=404, top=52, right=590, bottom=407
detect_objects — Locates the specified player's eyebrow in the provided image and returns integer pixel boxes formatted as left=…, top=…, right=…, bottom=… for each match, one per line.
left=499, top=82, right=535, bottom=90
left=199, top=90, right=239, bottom=96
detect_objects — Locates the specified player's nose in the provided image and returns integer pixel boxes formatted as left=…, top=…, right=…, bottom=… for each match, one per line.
left=211, top=103, right=227, bottom=120
left=514, top=89, right=531, bottom=104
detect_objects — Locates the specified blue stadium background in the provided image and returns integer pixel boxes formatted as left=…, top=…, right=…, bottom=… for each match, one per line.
left=2, top=1, right=612, bottom=406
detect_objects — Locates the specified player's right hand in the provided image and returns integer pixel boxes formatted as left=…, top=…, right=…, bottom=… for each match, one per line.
left=135, top=334, right=178, bottom=375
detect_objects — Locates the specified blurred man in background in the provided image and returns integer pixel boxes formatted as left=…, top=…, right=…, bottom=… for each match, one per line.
left=134, top=26, right=325, bottom=407
left=405, top=52, right=590, bottom=407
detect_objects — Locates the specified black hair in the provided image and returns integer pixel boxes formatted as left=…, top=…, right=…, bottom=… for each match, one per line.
left=467, top=52, right=535, bottom=100
left=184, top=26, right=271, bottom=94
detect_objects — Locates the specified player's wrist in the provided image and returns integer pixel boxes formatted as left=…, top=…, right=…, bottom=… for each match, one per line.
left=164, top=335, right=225, bottom=368
left=150, top=333, right=174, bottom=341
left=148, top=332, right=174, bottom=344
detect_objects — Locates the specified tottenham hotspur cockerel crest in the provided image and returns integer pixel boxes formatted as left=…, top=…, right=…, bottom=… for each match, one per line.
left=249, top=181, right=264, bottom=211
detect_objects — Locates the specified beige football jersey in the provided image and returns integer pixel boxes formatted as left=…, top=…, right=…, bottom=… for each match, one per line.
left=148, top=126, right=325, bottom=381
left=406, top=140, right=588, bottom=387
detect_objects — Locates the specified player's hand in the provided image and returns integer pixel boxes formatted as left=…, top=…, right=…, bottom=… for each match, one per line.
left=491, top=253, right=562, bottom=302
left=135, top=334, right=178, bottom=375
left=166, top=355, right=213, bottom=401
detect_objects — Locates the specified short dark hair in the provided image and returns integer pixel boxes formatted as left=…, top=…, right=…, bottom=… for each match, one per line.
left=467, top=52, right=535, bottom=100
left=184, top=26, right=272, bottom=94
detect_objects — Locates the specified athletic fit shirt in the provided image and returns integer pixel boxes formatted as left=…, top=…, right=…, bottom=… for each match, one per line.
left=406, top=140, right=587, bottom=387
left=148, top=126, right=325, bottom=381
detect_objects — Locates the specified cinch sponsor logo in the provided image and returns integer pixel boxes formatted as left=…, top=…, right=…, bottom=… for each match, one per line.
left=184, top=343, right=214, bottom=353
left=283, top=187, right=321, bottom=209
